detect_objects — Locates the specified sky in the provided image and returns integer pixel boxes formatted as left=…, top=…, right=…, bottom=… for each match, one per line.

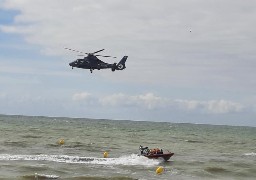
left=0, top=0, right=256, bottom=126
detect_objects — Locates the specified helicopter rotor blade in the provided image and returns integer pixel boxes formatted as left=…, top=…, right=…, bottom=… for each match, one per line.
left=65, top=47, right=116, bottom=58
left=65, top=47, right=87, bottom=55
left=92, top=49, right=105, bottom=54
left=95, top=55, right=117, bottom=58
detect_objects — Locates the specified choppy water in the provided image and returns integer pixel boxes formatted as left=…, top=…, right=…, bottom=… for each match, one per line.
left=0, top=114, right=255, bottom=179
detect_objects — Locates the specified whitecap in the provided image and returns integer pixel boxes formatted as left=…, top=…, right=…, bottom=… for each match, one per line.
left=35, top=173, right=59, bottom=179
left=0, top=154, right=160, bottom=167
left=243, top=152, right=256, bottom=157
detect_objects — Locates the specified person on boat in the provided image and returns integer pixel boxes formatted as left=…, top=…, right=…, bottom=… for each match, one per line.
left=156, top=148, right=160, bottom=154
left=139, top=145, right=149, bottom=155
left=150, top=149, right=156, bottom=155
left=139, top=145, right=174, bottom=161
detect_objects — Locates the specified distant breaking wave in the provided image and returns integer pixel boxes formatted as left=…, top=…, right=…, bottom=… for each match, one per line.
left=23, top=173, right=59, bottom=179
left=243, top=152, right=256, bottom=157
left=0, top=154, right=160, bottom=166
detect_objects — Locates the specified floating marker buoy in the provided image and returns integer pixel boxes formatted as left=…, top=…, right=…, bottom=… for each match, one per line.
left=103, top=151, right=108, bottom=158
left=156, top=166, right=164, bottom=175
left=58, top=139, right=65, bottom=145
left=35, top=173, right=38, bottom=179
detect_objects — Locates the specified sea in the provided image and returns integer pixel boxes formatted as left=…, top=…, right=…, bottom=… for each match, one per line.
left=0, top=114, right=255, bottom=180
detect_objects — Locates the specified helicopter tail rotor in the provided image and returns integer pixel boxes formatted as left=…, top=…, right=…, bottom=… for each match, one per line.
left=115, top=56, right=128, bottom=70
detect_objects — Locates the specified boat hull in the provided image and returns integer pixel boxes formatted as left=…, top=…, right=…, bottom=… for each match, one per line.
left=144, top=152, right=174, bottom=161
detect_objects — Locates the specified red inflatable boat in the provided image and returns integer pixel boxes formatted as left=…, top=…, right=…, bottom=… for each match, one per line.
left=139, top=145, right=174, bottom=161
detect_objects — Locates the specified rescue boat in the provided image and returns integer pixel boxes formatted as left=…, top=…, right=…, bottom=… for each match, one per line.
left=139, top=145, right=174, bottom=161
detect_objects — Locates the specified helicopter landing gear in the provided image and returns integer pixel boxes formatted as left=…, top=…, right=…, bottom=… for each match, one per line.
left=111, top=63, right=117, bottom=72
left=90, top=69, right=93, bottom=73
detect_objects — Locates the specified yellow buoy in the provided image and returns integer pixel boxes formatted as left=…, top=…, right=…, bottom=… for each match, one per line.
left=156, top=166, right=164, bottom=175
left=103, top=151, right=108, bottom=158
left=58, top=139, right=65, bottom=145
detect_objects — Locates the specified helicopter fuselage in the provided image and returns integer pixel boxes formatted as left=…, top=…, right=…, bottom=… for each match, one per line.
left=69, top=54, right=127, bottom=73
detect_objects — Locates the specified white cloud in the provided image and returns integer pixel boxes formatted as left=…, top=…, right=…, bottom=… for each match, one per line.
left=99, top=92, right=169, bottom=110
left=135, top=93, right=168, bottom=109
left=72, top=92, right=92, bottom=101
left=206, top=100, right=243, bottom=114
left=96, top=93, right=245, bottom=114
left=175, top=99, right=202, bottom=110
left=99, top=93, right=129, bottom=107
left=175, top=99, right=244, bottom=114
left=73, top=92, right=244, bottom=114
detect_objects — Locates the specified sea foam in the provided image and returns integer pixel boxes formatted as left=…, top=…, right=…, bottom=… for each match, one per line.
left=0, top=153, right=160, bottom=166
left=243, top=152, right=256, bottom=157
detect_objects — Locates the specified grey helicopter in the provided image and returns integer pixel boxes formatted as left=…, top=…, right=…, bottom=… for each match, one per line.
left=65, top=48, right=128, bottom=73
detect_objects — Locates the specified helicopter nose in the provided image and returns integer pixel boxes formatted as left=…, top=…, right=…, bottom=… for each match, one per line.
left=69, top=62, right=73, bottom=66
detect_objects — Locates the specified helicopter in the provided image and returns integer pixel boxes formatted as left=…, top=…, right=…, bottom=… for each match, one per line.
left=65, top=48, right=128, bottom=73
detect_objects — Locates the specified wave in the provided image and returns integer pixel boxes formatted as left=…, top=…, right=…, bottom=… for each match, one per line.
left=204, top=167, right=229, bottom=174
left=243, top=152, right=256, bottom=157
left=21, top=135, right=42, bottom=139
left=0, top=154, right=160, bottom=166
left=22, top=173, right=59, bottom=179
left=184, top=139, right=204, bottom=143
left=3, top=141, right=28, bottom=148
left=22, top=174, right=136, bottom=180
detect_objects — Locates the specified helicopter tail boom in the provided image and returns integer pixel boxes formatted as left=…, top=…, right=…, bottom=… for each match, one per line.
left=116, top=56, right=128, bottom=70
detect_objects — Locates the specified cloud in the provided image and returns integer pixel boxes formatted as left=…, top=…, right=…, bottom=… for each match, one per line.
left=0, top=92, right=7, bottom=99
left=99, top=93, right=130, bottom=107
left=0, top=89, right=251, bottom=125
left=72, top=92, right=92, bottom=101
left=1, top=0, right=256, bottom=126
left=0, top=0, right=255, bottom=90
left=136, top=93, right=168, bottom=109
left=71, top=92, right=97, bottom=106
left=99, top=92, right=168, bottom=109
left=72, top=92, right=244, bottom=114
left=175, top=99, right=244, bottom=114
left=207, top=100, right=244, bottom=114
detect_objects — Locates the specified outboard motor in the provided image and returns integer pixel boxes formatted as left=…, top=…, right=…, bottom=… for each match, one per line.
left=139, top=145, right=149, bottom=155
